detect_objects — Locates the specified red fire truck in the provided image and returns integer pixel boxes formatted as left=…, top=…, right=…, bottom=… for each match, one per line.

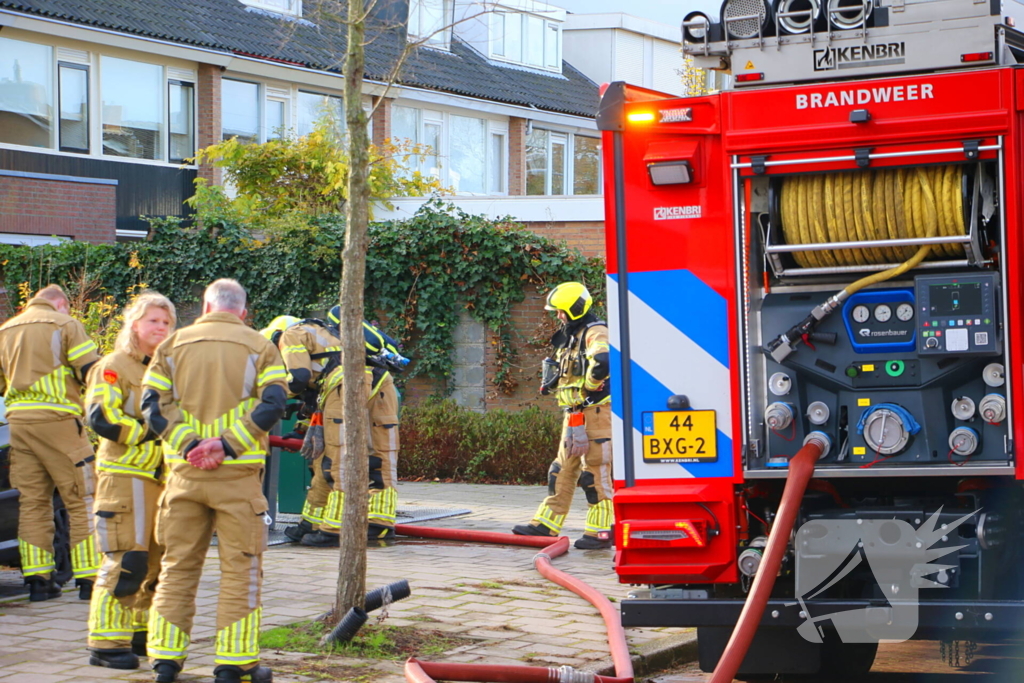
left=601, top=0, right=1024, bottom=677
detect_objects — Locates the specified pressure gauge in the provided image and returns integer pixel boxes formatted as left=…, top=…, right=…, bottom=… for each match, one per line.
left=852, top=305, right=870, bottom=323
left=874, top=304, right=892, bottom=323
left=896, top=303, right=914, bottom=322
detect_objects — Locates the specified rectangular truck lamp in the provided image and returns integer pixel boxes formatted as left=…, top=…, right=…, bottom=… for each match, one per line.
left=648, top=160, right=692, bottom=186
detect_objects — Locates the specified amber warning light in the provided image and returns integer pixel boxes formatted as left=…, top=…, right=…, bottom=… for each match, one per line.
left=620, top=520, right=708, bottom=549
left=627, top=111, right=656, bottom=123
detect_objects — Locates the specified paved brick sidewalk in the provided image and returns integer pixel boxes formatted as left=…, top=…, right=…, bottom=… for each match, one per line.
left=0, top=482, right=690, bottom=682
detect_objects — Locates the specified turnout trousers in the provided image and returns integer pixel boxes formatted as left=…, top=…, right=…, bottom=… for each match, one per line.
left=88, top=474, right=163, bottom=650
left=319, top=389, right=400, bottom=534
left=10, top=417, right=101, bottom=581
left=299, top=452, right=331, bottom=531
left=530, top=404, right=614, bottom=538
left=147, top=473, right=268, bottom=670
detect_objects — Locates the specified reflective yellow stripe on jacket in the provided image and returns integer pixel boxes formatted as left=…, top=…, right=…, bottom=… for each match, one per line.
left=5, top=366, right=83, bottom=415
left=162, top=399, right=264, bottom=466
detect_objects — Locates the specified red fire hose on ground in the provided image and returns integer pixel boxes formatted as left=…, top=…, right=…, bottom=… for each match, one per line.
left=269, top=435, right=634, bottom=683
left=270, top=434, right=824, bottom=682
left=708, top=435, right=828, bottom=683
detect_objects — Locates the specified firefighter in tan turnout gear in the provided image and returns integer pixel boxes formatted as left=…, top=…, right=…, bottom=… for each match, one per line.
left=513, top=282, right=614, bottom=550
left=263, top=315, right=341, bottom=543
left=85, top=292, right=176, bottom=671
left=300, top=306, right=404, bottom=546
left=0, top=284, right=102, bottom=601
left=141, top=280, right=287, bottom=683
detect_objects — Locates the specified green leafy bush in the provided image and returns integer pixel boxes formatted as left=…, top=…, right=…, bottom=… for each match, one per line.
left=400, top=399, right=561, bottom=484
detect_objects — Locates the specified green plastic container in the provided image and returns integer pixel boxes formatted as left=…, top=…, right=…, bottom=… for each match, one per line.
left=276, top=414, right=312, bottom=514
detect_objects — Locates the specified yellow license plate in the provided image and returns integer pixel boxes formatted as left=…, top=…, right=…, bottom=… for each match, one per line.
left=642, top=410, right=717, bottom=464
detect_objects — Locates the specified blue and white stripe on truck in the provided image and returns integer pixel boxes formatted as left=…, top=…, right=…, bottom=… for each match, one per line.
left=608, top=270, right=734, bottom=481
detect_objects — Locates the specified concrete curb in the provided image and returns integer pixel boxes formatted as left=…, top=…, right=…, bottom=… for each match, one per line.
left=588, top=631, right=699, bottom=680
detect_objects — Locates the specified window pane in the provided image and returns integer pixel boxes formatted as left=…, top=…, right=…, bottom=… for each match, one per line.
left=420, top=0, right=447, bottom=44
left=526, top=15, right=544, bottom=66
left=0, top=37, right=53, bottom=148
left=222, top=79, right=259, bottom=144
left=489, top=132, right=505, bottom=194
left=545, top=24, right=559, bottom=68
left=59, top=64, right=88, bottom=152
left=424, top=122, right=441, bottom=178
left=169, top=82, right=194, bottom=162
left=505, top=13, right=522, bottom=62
left=298, top=91, right=344, bottom=138
left=573, top=136, right=601, bottom=195
left=492, top=13, right=505, bottom=56
left=551, top=137, right=566, bottom=195
left=392, top=105, right=419, bottom=143
left=102, top=56, right=163, bottom=159
left=266, top=99, right=285, bottom=139
left=526, top=128, right=548, bottom=195
left=449, top=115, right=485, bottom=194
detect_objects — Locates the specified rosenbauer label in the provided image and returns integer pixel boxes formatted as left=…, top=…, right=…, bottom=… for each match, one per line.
left=796, top=82, right=934, bottom=110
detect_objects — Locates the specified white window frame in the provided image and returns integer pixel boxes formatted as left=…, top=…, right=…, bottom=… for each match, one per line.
left=391, top=103, right=509, bottom=196
left=408, top=0, right=454, bottom=50
left=221, top=77, right=293, bottom=144
left=489, top=10, right=561, bottom=72
left=239, top=0, right=302, bottom=18
left=526, top=128, right=601, bottom=197
left=0, top=37, right=198, bottom=167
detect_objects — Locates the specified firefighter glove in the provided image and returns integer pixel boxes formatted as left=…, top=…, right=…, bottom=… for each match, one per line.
left=565, top=412, right=589, bottom=457
left=300, top=413, right=325, bottom=463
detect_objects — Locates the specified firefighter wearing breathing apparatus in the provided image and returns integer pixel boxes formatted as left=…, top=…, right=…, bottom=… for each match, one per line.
left=85, top=292, right=176, bottom=671
left=259, top=315, right=341, bottom=543
left=513, top=282, right=614, bottom=550
left=300, top=306, right=405, bottom=546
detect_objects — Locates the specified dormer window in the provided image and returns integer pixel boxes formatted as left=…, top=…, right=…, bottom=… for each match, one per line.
left=241, top=0, right=302, bottom=18
left=490, top=7, right=562, bottom=71
left=409, top=0, right=453, bottom=49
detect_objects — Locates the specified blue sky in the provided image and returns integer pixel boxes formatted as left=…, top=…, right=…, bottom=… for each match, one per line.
left=555, top=0, right=722, bottom=26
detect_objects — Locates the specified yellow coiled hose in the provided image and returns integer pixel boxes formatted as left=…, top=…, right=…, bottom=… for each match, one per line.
left=780, top=166, right=965, bottom=296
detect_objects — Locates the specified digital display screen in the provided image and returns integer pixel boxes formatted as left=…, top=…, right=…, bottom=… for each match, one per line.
left=929, top=283, right=983, bottom=317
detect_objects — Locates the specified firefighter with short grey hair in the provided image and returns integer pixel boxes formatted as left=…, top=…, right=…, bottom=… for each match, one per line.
left=512, top=282, right=614, bottom=549
left=142, top=279, right=287, bottom=683
left=0, top=284, right=102, bottom=601
left=85, top=291, right=176, bottom=671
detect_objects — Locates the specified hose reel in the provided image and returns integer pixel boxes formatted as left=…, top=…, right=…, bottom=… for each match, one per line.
left=765, top=163, right=992, bottom=278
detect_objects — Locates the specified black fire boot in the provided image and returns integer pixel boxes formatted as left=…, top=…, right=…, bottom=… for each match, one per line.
left=283, top=519, right=314, bottom=543
left=153, top=658, right=182, bottom=683
left=512, top=523, right=557, bottom=537
left=213, top=664, right=273, bottom=683
left=131, top=630, right=148, bottom=656
left=89, top=648, right=139, bottom=670
left=367, top=523, right=395, bottom=541
left=77, top=578, right=94, bottom=600
left=26, top=575, right=62, bottom=602
left=574, top=531, right=613, bottom=550
left=300, top=530, right=340, bottom=548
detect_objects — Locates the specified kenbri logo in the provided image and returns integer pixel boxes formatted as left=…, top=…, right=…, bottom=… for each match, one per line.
left=654, top=206, right=701, bottom=221
left=813, top=42, right=906, bottom=71
left=797, top=83, right=934, bottom=110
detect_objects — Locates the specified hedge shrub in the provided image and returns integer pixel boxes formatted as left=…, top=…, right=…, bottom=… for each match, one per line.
left=399, top=399, right=561, bottom=484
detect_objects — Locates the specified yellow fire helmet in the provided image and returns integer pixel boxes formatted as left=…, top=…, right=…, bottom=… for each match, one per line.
left=260, top=315, right=301, bottom=341
left=545, top=282, right=592, bottom=321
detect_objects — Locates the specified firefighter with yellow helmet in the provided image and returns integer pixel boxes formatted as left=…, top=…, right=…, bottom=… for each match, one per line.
left=300, top=306, right=404, bottom=546
left=513, top=282, right=614, bottom=549
left=260, top=314, right=342, bottom=542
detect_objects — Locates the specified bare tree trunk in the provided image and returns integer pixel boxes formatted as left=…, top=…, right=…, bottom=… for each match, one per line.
left=335, top=0, right=370, bottom=618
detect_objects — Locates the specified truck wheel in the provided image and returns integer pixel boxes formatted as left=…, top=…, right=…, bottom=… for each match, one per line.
left=818, top=639, right=878, bottom=677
